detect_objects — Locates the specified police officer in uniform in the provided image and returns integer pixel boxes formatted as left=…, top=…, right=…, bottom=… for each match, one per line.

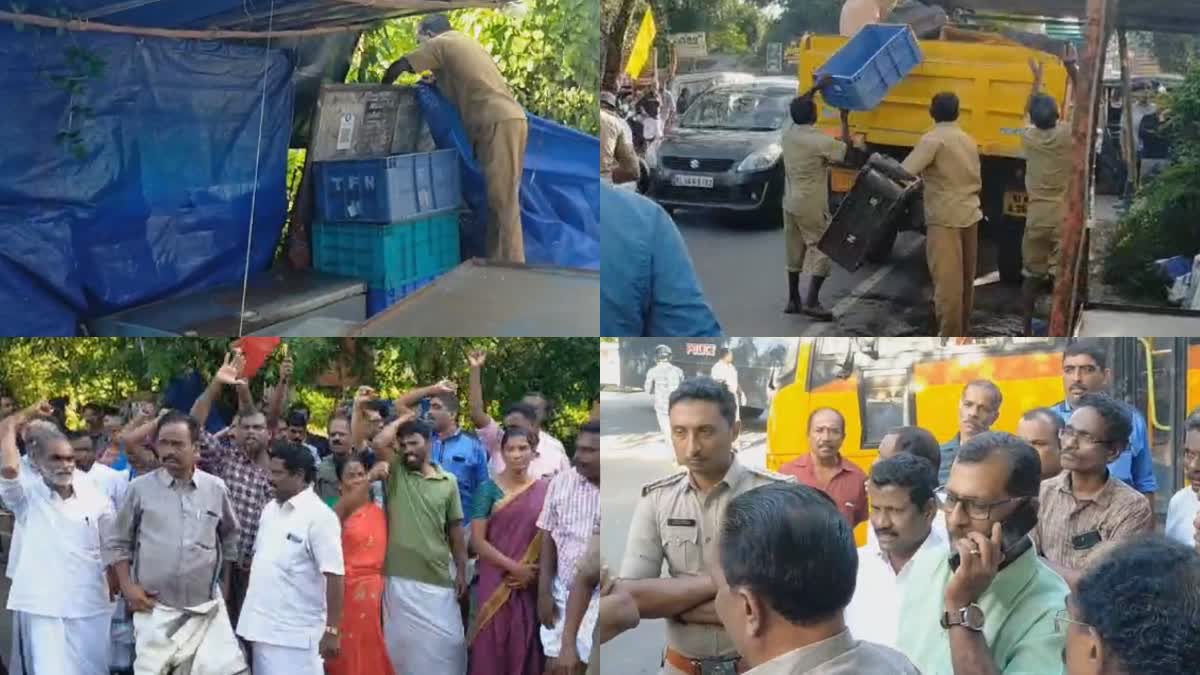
left=619, top=376, right=792, bottom=675
left=644, top=345, right=685, bottom=451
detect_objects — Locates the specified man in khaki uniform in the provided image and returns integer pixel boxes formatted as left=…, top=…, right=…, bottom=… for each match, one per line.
left=902, top=92, right=983, bottom=337
left=385, top=14, right=528, bottom=263
left=601, top=91, right=639, bottom=184
left=1021, top=51, right=1077, bottom=336
left=780, top=94, right=858, bottom=319
left=619, top=377, right=792, bottom=675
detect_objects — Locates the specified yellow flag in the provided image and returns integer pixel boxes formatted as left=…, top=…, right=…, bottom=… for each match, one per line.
left=625, top=9, right=657, bottom=80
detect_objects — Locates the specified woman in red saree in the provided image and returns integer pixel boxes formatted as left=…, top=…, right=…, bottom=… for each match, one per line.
left=469, top=427, right=550, bottom=675
left=326, top=452, right=394, bottom=675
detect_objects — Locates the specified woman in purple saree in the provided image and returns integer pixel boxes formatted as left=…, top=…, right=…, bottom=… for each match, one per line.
left=469, top=427, right=550, bottom=675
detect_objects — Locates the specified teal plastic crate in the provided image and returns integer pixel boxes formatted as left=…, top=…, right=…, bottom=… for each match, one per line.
left=313, top=212, right=460, bottom=291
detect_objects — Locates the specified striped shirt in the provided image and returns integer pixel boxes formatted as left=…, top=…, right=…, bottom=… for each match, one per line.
left=536, top=468, right=600, bottom=590
left=197, top=432, right=274, bottom=566
left=1033, top=471, right=1152, bottom=572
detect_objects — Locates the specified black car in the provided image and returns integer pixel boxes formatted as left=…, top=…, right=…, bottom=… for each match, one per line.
left=646, top=77, right=799, bottom=226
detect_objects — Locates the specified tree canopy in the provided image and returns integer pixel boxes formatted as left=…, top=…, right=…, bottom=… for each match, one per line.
left=0, top=338, right=598, bottom=450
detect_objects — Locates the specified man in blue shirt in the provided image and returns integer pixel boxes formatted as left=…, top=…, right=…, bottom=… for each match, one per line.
left=1052, top=342, right=1157, bottom=510
left=600, top=182, right=722, bottom=336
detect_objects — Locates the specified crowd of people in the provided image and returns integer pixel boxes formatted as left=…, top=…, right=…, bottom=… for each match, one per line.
left=0, top=347, right=601, bottom=675
left=599, top=341, right=1200, bottom=674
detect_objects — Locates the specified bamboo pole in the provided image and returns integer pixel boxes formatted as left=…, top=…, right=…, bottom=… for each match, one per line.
left=1118, top=29, right=1139, bottom=195
left=1050, top=0, right=1112, bottom=335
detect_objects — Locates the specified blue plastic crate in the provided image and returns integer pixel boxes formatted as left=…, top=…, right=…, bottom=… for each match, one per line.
left=314, top=149, right=462, bottom=223
left=366, top=276, right=438, bottom=316
left=815, top=24, right=923, bottom=112
left=313, top=212, right=461, bottom=290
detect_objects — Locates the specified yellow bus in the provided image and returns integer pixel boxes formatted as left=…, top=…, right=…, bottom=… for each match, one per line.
left=766, top=338, right=1200, bottom=542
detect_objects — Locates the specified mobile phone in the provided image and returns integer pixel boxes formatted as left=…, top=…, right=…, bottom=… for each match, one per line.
left=949, top=499, right=1038, bottom=571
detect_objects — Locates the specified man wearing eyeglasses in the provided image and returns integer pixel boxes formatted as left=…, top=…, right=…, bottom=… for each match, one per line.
left=1033, top=394, right=1153, bottom=588
left=938, top=380, right=1003, bottom=485
left=895, top=432, right=1067, bottom=674
left=1051, top=343, right=1157, bottom=513
left=1164, top=410, right=1200, bottom=548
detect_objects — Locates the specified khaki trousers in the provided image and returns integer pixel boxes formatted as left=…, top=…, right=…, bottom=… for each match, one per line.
left=472, top=118, right=529, bottom=263
left=926, top=223, right=979, bottom=337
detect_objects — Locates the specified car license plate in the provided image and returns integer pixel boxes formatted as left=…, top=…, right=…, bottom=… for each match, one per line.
left=831, top=168, right=858, bottom=193
left=672, top=174, right=714, bottom=189
left=1003, top=190, right=1028, bottom=217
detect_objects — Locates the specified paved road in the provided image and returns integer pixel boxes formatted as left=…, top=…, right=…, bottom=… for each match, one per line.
left=599, top=390, right=766, bottom=675
left=672, top=208, right=1028, bottom=336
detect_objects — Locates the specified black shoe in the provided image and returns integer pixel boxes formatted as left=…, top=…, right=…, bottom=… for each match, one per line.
left=802, top=304, right=835, bottom=321
left=784, top=299, right=802, bottom=314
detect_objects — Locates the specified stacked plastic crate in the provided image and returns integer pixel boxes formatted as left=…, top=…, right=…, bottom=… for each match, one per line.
left=312, top=149, right=464, bottom=316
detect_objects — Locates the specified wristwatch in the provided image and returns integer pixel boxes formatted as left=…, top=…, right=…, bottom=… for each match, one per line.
left=940, top=604, right=985, bottom=632
left=324, top=626, right=341, bottom=637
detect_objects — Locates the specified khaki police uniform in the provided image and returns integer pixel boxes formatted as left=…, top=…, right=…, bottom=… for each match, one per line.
left=902, top=122, right=983, bottom=337
left=781, top=125, right=848, bottom=276
left=602, top=108, right=638, bottom=183
left=1021, top=124, right=1072, bottom=279
left=620, top=458, right=794, bottom=674
left=405, top=30, right=529, bottom=263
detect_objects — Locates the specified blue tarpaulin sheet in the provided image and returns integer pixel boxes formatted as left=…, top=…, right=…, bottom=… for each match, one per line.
left=415, top=85, right=600, bottom=270
left=0, top=27, right=294, bottom=336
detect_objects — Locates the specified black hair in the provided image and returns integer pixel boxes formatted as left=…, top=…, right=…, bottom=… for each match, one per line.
left=1029, top=94, right=1059, bottom=130
left=883, top=426, right=941, bottom=472
left=579, top=420, right=601, bottom=436
left=82, top=402, right=103, bottom=414
left=285, top=410, right=309, bottom=428
left=397, top=419, right=434, bottom=441
left=364, top=400, right=389, bottom=416
left=720, top=483, right=857, bottom=625
left=155, top=411, right=200, bottom=444
left=269, top=442, right=317, bottom=483
left=1063, top=341, right=1108, bottom=370
left=930, top=92, right=960, bottom=122
left=503, top=401, right=540, bottom=427
left=1022, top=407, right=1065, bottom=435
left=964, top=379, right=1003, bottom=411
left=419, top=13, right=452, bottom=36
left=717, top=347, right=733, bottom=360
left=500, top=426, right=534, bottom=450
left=333, top=450, right=375, bottom=482
left=807, top=407, right=846, bottom=434
left=668, top=377, right=737, bottom=428
left=433, top=391, right=460, bottom=415
left=288, top=403, right=311, bottom=416
left=870, top=453, right=937, bottom=508
left=102, top=405, right=122, bottom=418
left=790, top=95, right=818, bottom=125
left=66, top=429, right=92, bottom=444
left=1076, top=535, right=1200, bottom=675
left=1074, top=393, right=1132, bottom=448
left=954, top=431, right=1041, bottom=498
left=237, top=406, right=265, bottom=423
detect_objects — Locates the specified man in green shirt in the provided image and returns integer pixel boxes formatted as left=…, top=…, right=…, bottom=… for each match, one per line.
left=896, top=431, right=1067, bottom=675
left=372, top=415, right=468, bottom=674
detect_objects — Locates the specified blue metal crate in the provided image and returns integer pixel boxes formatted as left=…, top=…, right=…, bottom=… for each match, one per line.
left=366, top=276, right=437, bottom=316
left=314, top=149, right=462, bottom=223
left=815, top=24, right=923, bottom=112
left=313, top=212, right=461, bottom=291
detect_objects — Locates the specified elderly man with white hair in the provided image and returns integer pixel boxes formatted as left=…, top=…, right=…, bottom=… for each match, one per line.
left=0, top=404, right=117, bottom=675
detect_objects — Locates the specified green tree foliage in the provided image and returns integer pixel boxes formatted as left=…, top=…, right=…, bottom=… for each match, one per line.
left=1105, top=64, right=1200, bottom=300
left=348, top=1, right=599, bottom=135
left=765, top=0, right=841, bottom=45
left=0, top=338, right=598, bottom=449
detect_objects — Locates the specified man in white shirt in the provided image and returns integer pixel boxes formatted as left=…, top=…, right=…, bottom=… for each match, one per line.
left=866, top=426, right=948, bottom=550
left=1167, top=414, right=1200, bottom=547
left=1, top=410, right=117, bottom=675
left=467, top=350, right=571, bottom=477
left=845, top=453, right=946, bottom=647
left=70, top=431, right=128, bottom=510
left=237, top=443, right=345, bottom=674
left=523, top=391, right=570, bottom=461
left=643, top=345, right=685, bottom=451
left=710, top=348, right=742, bottom=422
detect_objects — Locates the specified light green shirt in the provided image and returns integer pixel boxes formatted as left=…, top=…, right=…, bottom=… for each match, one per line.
left=895, top=543, right=1067, bottom=675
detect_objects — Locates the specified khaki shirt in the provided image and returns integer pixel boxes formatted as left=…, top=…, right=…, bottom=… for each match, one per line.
left=901, top=122, right=983, bottom=229
left=1022, top=124, right=1072, bottom=203
left=1033, top=471, right=1153, bottom=572
left=404, top=31, right=525, bottom=134
left=602, top=108, right=639, bottom=183
left=745, top=630, right=919, bottom=675
left=782, top=124, right=847, bottom=216
left=620, top=458, right=793, bottom=659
